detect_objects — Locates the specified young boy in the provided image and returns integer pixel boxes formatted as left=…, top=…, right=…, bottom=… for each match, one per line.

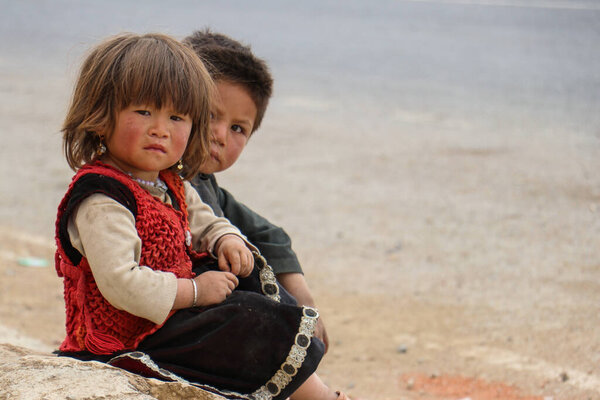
left=183, top=29, right=329, bottom=350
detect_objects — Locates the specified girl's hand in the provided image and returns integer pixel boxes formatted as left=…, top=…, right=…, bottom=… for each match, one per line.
left=216, top=234, right=254, bottom=277
left=194, top=271, right=239, bottom=306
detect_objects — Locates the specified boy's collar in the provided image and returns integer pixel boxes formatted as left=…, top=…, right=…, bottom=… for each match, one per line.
left=196, top=173, right=213, bottom=180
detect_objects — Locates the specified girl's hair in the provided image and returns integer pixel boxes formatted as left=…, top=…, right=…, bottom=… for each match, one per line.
left=62, top=32, right=215, bottom=179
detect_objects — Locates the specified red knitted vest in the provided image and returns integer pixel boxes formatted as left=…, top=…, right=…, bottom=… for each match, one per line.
left=55, top=162, right=206, bottom=354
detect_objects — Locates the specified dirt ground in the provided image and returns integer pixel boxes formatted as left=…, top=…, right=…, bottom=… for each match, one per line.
left=0, top=220, right=598, bottom=400
left=1, top=108, right=599, bottom=400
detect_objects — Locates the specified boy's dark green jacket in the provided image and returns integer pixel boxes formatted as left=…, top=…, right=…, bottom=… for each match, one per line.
left=191, top=173, right=303, bottom=275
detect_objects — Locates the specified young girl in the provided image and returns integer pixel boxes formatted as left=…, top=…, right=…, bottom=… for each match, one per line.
left=55, top=32, right=353, bottom=400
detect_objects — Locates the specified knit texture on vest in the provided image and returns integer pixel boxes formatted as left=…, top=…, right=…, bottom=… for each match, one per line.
left=55, top=162, right=204, bottom=354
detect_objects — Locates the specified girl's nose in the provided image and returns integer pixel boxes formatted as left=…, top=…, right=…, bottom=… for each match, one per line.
left=149, top=116, right=169, bottom=137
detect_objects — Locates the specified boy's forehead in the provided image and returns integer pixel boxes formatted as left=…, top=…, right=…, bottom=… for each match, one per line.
left=215, top=80, right=258, bottom=111
left=216, top=79, right=253, bottom=99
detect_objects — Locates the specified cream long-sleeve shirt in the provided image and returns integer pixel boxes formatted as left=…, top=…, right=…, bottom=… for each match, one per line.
left=67, top=180, right=254, bottom=325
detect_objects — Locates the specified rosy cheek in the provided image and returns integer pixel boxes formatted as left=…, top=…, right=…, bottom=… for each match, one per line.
left=175, top=134, right=190, bottom=153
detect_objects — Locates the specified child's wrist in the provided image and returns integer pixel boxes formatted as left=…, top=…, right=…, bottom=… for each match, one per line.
left=216, top=233, right=243, bottom=251
left=190, top=278, right=198, bottom=307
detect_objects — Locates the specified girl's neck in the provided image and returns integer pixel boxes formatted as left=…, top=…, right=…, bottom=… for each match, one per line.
left=100, top=155, right=160, bottom=183
left=127, top=173, right=168, bottom=192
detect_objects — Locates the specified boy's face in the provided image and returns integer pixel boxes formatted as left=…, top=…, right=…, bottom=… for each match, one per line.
left=201, top=80, right=258, bottom=174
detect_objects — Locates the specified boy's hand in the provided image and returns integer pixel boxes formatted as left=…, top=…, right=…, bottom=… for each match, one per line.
left=216, top=234, right=254, bottom=277
left=194, top=271, right=238, bottom=306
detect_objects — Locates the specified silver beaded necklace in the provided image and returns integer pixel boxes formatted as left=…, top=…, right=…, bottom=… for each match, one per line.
left=127, top=173, right=168, bottom=192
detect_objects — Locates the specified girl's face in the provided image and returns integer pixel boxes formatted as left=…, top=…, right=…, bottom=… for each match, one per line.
left=102, top=104, right=192, bottom=181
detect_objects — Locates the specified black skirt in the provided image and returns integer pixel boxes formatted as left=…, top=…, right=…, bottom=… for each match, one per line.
left=62, top=254, right=325, bottom=400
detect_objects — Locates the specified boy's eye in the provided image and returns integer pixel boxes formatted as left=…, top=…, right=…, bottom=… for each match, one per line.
left=135, top=110, right=150, bottom=116
left=170, top=115, right=183, bottom=121
left=231, top=124, right=244, bottom=134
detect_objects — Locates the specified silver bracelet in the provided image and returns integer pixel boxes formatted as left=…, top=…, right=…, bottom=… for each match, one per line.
left=190, top=278, right=198, bottom=307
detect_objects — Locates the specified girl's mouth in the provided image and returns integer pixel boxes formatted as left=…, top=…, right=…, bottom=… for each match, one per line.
left=145, top=144, right=167, bottom=153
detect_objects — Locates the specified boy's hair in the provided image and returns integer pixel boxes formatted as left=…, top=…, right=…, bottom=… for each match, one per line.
left=183, top=29, right=273, bottom=133
left=62, top=32, right=215, bottom=179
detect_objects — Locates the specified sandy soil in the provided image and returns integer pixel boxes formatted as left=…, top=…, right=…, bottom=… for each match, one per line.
left=1, top=225, right=598, bottom=400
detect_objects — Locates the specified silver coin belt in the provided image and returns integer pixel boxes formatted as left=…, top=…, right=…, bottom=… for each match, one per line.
left=253, top=251, right=281, bottom=302
left=251, top=306, right=319, bottom=400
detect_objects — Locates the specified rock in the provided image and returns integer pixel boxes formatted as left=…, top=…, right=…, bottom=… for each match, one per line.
left=0, top=343, right=225, bottom=400
left=560, top=371, right=569, bottom=382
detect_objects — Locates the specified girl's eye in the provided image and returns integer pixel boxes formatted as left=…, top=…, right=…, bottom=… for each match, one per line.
left=209, top=112, right=216, bottom=120
left=171, top=114, right=191, bottom=122
left=135, top=110, right=150, bottom=116
left=231, top=124, right=244, bottom=134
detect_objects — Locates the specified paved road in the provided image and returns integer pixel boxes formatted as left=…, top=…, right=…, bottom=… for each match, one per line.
left=1, top=0, right=599, bottom=135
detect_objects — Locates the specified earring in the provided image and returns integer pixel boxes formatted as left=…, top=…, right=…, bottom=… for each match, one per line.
left=177, top=160, right=184, bottom=171
left=96, top=137, right=106, bottom=156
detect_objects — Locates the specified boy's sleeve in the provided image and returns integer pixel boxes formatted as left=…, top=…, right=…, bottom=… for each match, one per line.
left=184, top=182, right=257, bottom=256
left=216, top=183, right=304, bottom=275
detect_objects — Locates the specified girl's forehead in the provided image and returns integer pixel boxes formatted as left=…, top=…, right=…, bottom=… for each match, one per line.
left=117, top=82, right=197, bottom=114
left=122, top=99, right=189, bottom=113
